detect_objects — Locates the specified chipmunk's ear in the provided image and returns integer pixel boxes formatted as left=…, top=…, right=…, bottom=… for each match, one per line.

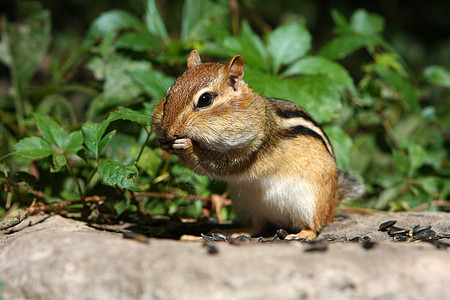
left=187, top=50, right=202, bottom=69
left=226, top=55, right=245, bottom=91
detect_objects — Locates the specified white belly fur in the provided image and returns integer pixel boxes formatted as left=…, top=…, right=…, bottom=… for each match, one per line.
left=227, top=175, right=317, bottom=233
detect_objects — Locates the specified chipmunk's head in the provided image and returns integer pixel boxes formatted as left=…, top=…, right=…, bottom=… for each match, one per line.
left=151, top=50, right=265, bottom=154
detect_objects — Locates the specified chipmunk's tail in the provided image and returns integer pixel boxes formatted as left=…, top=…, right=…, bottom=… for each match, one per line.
left=337, top=170, right=365, bottom=201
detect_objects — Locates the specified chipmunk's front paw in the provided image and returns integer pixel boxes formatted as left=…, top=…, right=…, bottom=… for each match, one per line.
left=158, top=138, right=192, bottom=153
left=172, top=138, right=192, bottom=150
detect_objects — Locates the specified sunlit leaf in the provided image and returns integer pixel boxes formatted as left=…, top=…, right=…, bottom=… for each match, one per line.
left=323, top=125, right=353, bottom=169
left=14, top=137, right=54, bottom=159
left=115, top=31, right=163, bottom=51
left=393, top=150, right=410, bottom=174
left=128, top=69, right=174, bottom=100
left=108, top=107, right=152, bottom=128
left=181, top=0, right=229, bottom=41
left=375, top=66, right=419, bottom=112
left=98, top=160, right=142, bottom=192
left=82, top=121, right=114, bottom=159
left=350, top=9, right=384, bottom=35
left=145, top=0, right=170, bottom=43
left=284, top=56, right=356, bottom=94
left=267, top=21, right=311, bottom=74
left=223, top=21, right=268, bottom=71
left=422, top=65, right=450, bottom=88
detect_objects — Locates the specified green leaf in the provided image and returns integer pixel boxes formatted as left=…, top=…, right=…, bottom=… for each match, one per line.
left=114, top=201, right=128, bottom=216
left=86, top=53, right=153, bottom=118
left=407, top=144, right=426, bottom=172
left=51, top=154, right=67, bottom=173
left=0, top=2, right=51, bottom=99
left=350, top=9, right=384, bottom=35
left=330, top=9, right=352, bottom=34
left=267, top=21, right=311, bottom=74
left=85, top=10, right=144, bottom=54
left=422, top=65, right=450, bottom=88
left=393, top=150, right=410, bottom=174
left=323, top=125, right=353, bottom=169
left=63, top=131, right=84, bottom=155
left=418, top=176, right=440, bottom=196
left=222, top=21, right=268, bottom=71
left=283, top=56, right=356, bottom=94
left=98, top=160, right=142, bottom=192
left=374, top=66, right=419, bottom=112
left=244, top=68, right=341, bottom=122
left=14, top=137, right=54, bottom=159
left=319, top=35, right=376, bottom=60
left=181, top=0, right=229, bottom=41
left=108, top=107, right=152, bottom=128
left=127, top=70, right=175, bottom=100
left=145, top=0, right=169, bottom=43
left=35, top=114, right=65, bottom=148
left=115, top=31, right=163, bottom=52
left=82, top=120, right=114, bottom=159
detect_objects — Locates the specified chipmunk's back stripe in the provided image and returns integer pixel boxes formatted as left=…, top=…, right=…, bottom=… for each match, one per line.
left=274, top=107, right=318, bottom=126
left=284, top=126, right=334, bottom=158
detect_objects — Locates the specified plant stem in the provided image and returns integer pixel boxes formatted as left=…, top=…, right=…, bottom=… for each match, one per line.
left=81, top=166, right=98, bottom=203
left=135, top=129, right=152, bottom=164
left=63, top=154, right=87, bottom=218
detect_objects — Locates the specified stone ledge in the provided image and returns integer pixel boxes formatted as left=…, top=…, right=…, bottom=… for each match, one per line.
left=0, top=212, right=449, bottom=300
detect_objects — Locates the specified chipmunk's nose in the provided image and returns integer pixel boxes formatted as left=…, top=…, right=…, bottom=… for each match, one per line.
left=163, top=126, right=183, bottom=141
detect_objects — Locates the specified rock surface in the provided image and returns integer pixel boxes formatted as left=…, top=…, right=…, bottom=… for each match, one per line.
left=0, top=212, right=449, bottom=300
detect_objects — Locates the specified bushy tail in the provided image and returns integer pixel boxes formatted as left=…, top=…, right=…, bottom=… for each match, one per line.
left=337, top=170, right=365, bottom=201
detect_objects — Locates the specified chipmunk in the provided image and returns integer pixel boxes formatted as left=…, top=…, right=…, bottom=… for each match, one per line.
left=152, top=50, right=363, bottom=239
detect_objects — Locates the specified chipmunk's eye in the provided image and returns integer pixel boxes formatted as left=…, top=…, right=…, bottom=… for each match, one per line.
left=195, top=92, right=216, bottom=110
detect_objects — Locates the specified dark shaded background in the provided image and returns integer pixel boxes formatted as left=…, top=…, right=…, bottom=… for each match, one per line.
left=1, top=0, right=449, bottom=73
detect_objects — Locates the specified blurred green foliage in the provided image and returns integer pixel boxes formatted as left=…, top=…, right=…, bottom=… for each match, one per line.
left=0, top=0, right=449, bottom=223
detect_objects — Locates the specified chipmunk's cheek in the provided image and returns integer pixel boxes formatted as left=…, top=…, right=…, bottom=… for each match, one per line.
left=172, top=138, right=193, bottom=150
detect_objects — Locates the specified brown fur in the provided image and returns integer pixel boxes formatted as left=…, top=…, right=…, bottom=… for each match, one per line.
left=152, top=50, right=362, bottom=238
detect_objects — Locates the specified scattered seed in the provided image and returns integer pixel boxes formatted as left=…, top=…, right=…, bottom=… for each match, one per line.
left=361, top=239, right=377, bottom=250
left=438, top=233, right=450, bottom=239
left=412, top=225, right=432, bottom=236
left=211, top=233, right=227, bottom=242
left=304, top=239, right=328, bottom=252
left=349, top=236, right=363, bottom=243
left=122, top=232, right=149, bottom=243
left=388, top=226, right=409, bottom=237
left=203, top=242, right=219, bottom=255
left=276, top=229, right=289, bottom=240
left=201, top=233, right=214, bottom=242
left=123, top=232, right=136, bottom=239
left=393, top=235, right=409, bottom=242
left=423, top=239, right=450, bottom=250
left=379, top=220, right=397, bottom=231
left=335, top=237, right=348, bottom=242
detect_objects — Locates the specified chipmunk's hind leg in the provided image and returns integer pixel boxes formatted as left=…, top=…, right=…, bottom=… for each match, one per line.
left=286, top=229, right=317, bottom=241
